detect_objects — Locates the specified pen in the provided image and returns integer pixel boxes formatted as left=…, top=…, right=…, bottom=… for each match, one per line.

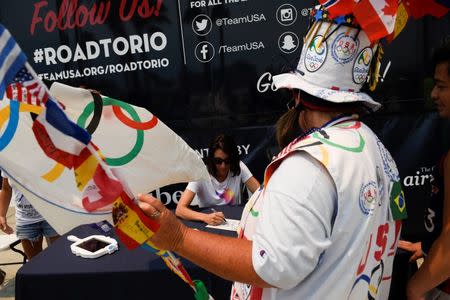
left=210, top=208, right=227, bottom=224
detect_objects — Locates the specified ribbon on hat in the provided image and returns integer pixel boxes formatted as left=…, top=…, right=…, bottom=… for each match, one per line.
left=368, top=44, right=384, bottom=91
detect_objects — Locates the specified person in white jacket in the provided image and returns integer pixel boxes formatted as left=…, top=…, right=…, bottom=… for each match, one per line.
left=137, top=8, right=406, bottom=300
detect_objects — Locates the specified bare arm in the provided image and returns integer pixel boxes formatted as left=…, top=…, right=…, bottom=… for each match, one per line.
left=175, top=189, right=225, bottom=225
left=0, top=177, right=14, bottom=234
left=407, top=152, right=450, bottom=299
left=139, top=194, right=271, bottom=287
left=245, top=176, right=260, bottom=193
left=175, top=189, right=205, bottom=221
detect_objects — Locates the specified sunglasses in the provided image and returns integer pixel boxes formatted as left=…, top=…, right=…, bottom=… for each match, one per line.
left=214, top=157, right=231, bottom=165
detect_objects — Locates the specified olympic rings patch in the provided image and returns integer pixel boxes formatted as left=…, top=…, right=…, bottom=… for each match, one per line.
left=331, top=33, right=359, bottom=64
left=352, top=47, right=373, bottom=84
left=359, top=181, right=378, bottom=215
left=304, top=35, right=327, bottom=72
left=376, top=139, right=400, bottom=182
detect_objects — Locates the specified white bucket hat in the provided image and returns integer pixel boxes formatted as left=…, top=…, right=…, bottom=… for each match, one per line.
left=273, top=10, right=382, bottom=111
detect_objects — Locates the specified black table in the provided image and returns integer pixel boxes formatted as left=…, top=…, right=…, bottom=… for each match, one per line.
left=15, top=205, right=243, bottom=300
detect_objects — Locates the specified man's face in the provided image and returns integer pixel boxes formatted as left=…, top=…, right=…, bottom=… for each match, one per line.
left=431, top=62, right=450, bottom=118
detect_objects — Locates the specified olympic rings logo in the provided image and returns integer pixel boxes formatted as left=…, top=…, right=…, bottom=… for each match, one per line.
left=336, top=44, right=356, bottom=57
left=309, top=62, right=319, bottom=69
left=43, top=94, right=159, bottom=183
left=355, top=73, right=367, bottom=82
left=1, top=93, right=159, bottom=182
left=77, top=95, right=158, bottom=167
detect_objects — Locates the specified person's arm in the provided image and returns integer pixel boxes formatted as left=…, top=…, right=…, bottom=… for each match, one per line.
left=140, top=194, right=270, bottom=287
left=244, top=176, right=260, bottom=193
left=239, top=161, right=260, bottom=194
left=175, top=188, right=225, bottom=225
left=398, top=241, right=423, bottom=262
left=0, top=177, right=14, bottom=234
left=139, top=152, right=334, bottom=288
left=407, top=152, right=450, bottom=299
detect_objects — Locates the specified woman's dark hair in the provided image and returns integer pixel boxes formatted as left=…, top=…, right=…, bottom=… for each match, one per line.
left=206, top=134, right=241, bottom=177
left=432, top=37, right=450, bottom=76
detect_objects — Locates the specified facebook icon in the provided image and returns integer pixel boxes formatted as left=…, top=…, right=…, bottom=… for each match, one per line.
left=200, top=44, right=208, bottom=60
left=195, top=41, right=215, bottom=63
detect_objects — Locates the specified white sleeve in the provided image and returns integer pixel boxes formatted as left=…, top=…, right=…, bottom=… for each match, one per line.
left=186, top=181, right=200, bottom=194
left=252, top=152, right=337, bottom=289
left=239, top=161, right=253, bottom=183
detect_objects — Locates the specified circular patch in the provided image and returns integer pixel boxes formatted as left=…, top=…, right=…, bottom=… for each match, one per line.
left=353, top=47, right=373, bottom=84
left=331, top=33, right=359, bottom=64
left=377, top=139, right=400, bottom=181
left=304, top=35, right=327, bottom=72
left=359, top=181, right=378, bottom=215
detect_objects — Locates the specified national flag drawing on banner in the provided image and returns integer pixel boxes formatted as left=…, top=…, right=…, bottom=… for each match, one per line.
left=30, top=90, right=121, bottom=212
left=0, top=25, right=27, bottom=99
left=353, top=0, right=398, bottom=42
left=6, top=66, right=49, bottom=106
left=32, top=96, right=90, bottom=169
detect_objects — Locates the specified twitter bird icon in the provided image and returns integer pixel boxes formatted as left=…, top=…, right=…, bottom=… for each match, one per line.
left=192, top=15, right=212, bottom=36
left=196, top=19, right=208, bottom=31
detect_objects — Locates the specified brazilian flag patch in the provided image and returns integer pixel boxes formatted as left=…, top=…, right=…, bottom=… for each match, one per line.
left=390, top=181, right=407, bottom=220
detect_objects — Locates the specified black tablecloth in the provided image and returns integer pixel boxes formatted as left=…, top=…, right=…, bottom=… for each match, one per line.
left=15, top=205, right=243, bottom=300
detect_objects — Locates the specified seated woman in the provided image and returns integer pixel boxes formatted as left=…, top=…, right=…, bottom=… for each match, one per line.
left=176, top=134, right=260, bottom=225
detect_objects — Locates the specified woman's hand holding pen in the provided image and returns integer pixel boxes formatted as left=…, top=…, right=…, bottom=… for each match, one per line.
left=203, top=208, right=225, bottom=225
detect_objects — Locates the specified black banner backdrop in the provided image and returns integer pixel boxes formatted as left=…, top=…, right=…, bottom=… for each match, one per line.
left=0, top=1, right=450, bottom=240
left=1, top=1, right=449, bottom=126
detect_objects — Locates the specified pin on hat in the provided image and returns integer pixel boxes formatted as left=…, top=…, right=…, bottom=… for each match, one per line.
left=273, top=8, right=382, bottom=111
